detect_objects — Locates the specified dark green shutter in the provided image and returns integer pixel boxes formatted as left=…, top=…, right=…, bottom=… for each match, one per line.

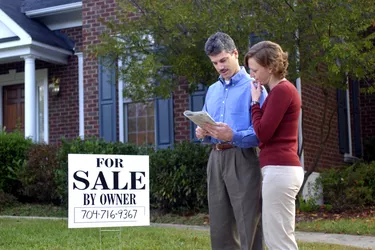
left=351, top=80, right=362, bottom=157
left=337, top=89, right=349, bottom=154
left=155, top=97, right=174, bottom=149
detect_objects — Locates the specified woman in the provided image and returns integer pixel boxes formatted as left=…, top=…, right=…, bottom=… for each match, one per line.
left=244, top=41, right=304, bottom=250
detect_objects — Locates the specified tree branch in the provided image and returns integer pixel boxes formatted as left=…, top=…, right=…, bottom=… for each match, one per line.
left=283, top=0, right=295, bottom=12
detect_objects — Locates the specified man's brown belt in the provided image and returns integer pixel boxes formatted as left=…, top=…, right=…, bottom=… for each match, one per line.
left=212, top=143, right=236, bottom=151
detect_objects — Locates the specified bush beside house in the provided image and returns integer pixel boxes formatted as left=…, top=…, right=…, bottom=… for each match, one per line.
left=0, top=132, right=209, bottom=213
left=2, top=131, right=375, bottom=214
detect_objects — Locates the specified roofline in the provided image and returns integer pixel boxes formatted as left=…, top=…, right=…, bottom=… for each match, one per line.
left=25, top=2, right=82, bottom=18
left=32, top=41, right=73, bottom=55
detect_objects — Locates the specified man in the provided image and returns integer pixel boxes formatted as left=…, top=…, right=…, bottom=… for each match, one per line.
left=196, top=32, right=267, bottom=250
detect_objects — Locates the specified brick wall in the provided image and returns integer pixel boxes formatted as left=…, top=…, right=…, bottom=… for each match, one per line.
left=173, top=78, right=191, bottom=142
left=301, top=81, right=343, bottom=171
left=82, top=0, right=117, bottom=138
left=46, top=27, right=82, bottom=144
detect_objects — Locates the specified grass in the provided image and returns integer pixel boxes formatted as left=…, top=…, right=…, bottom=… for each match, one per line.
left=3, top=204, right=375, bottom=236
left=0, top=204, right=373, bottom=249
left=0, top=218, right=209, bottom=250
left=296, top=218, right=375, bottom=236
left=0, top=217, right=367, bottom=250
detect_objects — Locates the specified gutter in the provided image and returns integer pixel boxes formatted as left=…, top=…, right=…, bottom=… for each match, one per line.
left=25, top=2, right=82, bottom=18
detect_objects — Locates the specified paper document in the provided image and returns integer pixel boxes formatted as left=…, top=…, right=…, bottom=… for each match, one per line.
left=183, top=110, right=217, bottom=127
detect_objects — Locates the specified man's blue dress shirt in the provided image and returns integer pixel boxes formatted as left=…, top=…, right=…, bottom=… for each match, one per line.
left=203, top=66, right=267, bottom=148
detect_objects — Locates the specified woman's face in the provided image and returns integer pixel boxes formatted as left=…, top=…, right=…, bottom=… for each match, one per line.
left=247, top=57, right=272, bottom=85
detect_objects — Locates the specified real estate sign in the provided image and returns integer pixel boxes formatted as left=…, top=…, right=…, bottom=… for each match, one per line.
left=68, top=154, right=150, bottom=228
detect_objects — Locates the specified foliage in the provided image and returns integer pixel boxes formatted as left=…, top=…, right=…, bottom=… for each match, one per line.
left=318, top=161, right=375, bottom=211
left=0, top=130, right=32, bottom=195
left=94, top=1, right=375, bottom=100
left=93, top=0, right=256, bottom=101
left=55, top=137, right=151, bottom=206
left=16, top=144, right=61, bottom=204
left=298, top=196, right=321, bottom=213
left=0, top=191, right=18, bottom=211
left=250, top=1, right=375, bottom=89
left=150, top=141, right=210, bottom=213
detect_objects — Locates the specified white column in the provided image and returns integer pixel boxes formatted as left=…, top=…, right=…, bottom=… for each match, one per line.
left=23, top=55, right=36, bottom=141
left=76, top=52, right=84, bottom=139
left=118, top=59, right=124, bottom=142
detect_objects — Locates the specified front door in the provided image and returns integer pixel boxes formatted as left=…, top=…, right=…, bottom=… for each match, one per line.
left=2, top=84, right=24, bottom=132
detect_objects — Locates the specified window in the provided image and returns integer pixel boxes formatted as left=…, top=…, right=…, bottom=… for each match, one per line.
left=189, top=84, right=207, bottom=141
left=125, top=101, right=155, bottom=146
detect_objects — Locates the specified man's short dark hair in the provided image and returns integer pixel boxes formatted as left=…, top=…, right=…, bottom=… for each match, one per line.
left=205, top=32, right=237, bottom=56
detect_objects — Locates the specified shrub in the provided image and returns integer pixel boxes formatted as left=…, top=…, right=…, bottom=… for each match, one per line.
left=0, top=130, right=32, bottom=195
left=150, top=141, right=210, bottom=213
left=16, top=144, right=60, bottom=204
left=298, top=196, right=320, bottom=212
left=318, top=161, right=375, bottom=211
left=0, top=190, right=18, bottom=211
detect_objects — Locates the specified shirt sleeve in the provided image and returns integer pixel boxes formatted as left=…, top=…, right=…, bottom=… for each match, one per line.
left=232, top=85, right=268, bottom=148
left=251, top=84, right=291, bottom=143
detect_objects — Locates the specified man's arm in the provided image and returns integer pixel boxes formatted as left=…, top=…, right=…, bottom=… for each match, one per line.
left=231, top=86, right=268, bottom=147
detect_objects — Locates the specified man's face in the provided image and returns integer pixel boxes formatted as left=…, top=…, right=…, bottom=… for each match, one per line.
left=208, top=50, right=239, bottom=81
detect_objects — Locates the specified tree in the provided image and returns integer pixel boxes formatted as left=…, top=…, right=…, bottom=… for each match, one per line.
left=93, top=0, right=257, bottom=101
left=249, top=0, right=375, bottom=196
left=94, top=0, right=375, bottom=197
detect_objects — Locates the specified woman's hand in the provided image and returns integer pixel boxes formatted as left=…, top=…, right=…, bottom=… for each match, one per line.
left=251, top=81, right=262, bottom=102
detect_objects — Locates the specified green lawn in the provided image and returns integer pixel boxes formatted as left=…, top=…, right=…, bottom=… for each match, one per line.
left=0, top=218, right=367, bottom=250
left=296, top=218, right=375, bottom=235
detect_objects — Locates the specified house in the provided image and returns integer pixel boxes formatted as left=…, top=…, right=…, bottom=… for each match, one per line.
left=0, top=0, right=374, bottom=172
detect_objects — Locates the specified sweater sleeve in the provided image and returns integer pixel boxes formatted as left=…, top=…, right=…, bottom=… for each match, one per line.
left=251, top=84, right=292, bottom=143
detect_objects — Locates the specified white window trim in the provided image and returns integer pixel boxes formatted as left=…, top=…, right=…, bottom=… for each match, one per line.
left=0, top=69, right=49, bottom=143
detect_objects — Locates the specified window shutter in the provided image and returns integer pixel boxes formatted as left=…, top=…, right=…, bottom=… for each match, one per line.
left=337, top=89, right=349, bottom=154
left=351, top=80, right=362, bottom=157
left=155, top=97, right=174, bottom=149
left=98, top=58, right=117, bottom=142
left=189, top=84, right=207, bottom=141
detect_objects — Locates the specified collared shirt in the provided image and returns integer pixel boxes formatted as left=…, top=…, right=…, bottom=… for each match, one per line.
left=202, top=66, right=268, bottom=148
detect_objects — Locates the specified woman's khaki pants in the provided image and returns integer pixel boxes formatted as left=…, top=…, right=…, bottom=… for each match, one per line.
left=261, top=165, right=304, bottom=250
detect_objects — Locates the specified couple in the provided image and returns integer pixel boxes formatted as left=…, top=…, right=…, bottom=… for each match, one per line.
left=196, top=32, right=304, bottom=250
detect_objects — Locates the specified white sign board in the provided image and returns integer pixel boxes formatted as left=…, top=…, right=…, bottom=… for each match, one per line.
left=68, top=154, right=150, bottom=228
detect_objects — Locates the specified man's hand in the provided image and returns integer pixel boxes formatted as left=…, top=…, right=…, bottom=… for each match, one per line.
left=203, top=122, right=233, bottom=142
left=195, top=126, right=208, bottom=140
